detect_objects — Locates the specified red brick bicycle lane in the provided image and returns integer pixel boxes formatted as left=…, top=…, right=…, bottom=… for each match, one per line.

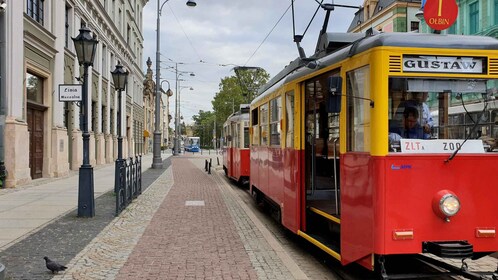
left=117, top=157, right=259, bottom=280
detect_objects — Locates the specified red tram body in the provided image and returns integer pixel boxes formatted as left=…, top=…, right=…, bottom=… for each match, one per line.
left=249, top=30, right=498, bottom=275
left=222, top=105, right=250, bottom=185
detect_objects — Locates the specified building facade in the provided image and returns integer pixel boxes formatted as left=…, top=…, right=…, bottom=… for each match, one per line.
left=419, top=0, right=498, bottom=37
left=348, top=0, right=422, bottom=33
left=0, top=0, right=148, bottom=188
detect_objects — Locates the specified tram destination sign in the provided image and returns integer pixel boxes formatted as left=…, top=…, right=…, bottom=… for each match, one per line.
left=400, top=139, right=484, bottom=154
left=59, top=84, right=82, bottom=102
left=403, top=56, right=484, bottom=74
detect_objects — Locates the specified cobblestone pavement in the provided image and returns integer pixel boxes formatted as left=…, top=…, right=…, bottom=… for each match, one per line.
left=0, top=158, right=171, bottom=280
left=116, top=157, right=292, bottom=279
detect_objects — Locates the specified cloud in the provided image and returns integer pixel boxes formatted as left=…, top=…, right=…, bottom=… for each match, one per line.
left=143, top=0, right=363, bottom=124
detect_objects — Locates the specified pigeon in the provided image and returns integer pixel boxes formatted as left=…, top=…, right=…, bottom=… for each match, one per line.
left=43, top=256, right=67, bottom=274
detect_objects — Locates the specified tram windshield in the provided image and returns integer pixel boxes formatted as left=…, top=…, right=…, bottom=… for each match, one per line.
left=388, top=78, right=498, bottom=153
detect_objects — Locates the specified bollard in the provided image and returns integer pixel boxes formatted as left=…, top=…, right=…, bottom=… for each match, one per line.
left=217, top=157, right=220, bottom=166
left=208, top=158, right=212, bottom=174
left=205, top=159, right=208, bottom=171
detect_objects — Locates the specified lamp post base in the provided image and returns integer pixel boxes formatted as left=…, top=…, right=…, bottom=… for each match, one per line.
left=78, top=165, right=95, bottom=218
left=152, top=131, right=163, bottom=169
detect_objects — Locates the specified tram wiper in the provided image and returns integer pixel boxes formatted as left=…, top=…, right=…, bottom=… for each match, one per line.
left=445, top=97, right=488, bottom=163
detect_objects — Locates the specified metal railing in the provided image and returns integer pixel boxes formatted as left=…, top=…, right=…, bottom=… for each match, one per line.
left=115, top=155, right=142, bottom=216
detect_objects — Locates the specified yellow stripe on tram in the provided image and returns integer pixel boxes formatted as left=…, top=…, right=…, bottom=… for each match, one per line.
left=309, top=207, right=341, bottom=224
left=298, top=230, right=341, bottom=261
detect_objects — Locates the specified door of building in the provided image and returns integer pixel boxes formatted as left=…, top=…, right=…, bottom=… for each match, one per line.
left=27, top=104, right=45, bottom=179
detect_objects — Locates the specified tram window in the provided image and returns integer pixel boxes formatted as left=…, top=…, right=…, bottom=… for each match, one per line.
left=235, top=123, right=240, bottom=148
left=346, top=66, right=371, bottom=152
left=270, top=97, right=282, bottom=146
left=388, top=77, right=498, bottom=152
left=244, top=127, right=250, bottom=148
left=251, top=108, right=259, bottom=146
left=492, top=110, right=498, bottom=139
left=286, top=91, right=294, bottom=148
left=260, top=103, right=269, bottom=146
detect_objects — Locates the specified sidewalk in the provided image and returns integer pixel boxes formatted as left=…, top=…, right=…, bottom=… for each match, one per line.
left=0, top=153, right=159, bottom=249
left=0, top=153, right=172, bottom=279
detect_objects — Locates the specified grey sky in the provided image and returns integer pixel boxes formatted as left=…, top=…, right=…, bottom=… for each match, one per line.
left=142, top=0, right=364, bottom=124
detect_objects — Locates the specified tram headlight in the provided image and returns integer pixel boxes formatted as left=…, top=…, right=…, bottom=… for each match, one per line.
left=440, top=194, right=460, bottom=216
left=432, top=190, right=461, bottom=221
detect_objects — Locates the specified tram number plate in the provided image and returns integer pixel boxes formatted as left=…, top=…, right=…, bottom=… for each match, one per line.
left=400, top=139, right=484, bottom=154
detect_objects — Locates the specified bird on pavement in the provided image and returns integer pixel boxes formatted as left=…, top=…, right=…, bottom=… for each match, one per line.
left=43, top=256, right=68, bottom=274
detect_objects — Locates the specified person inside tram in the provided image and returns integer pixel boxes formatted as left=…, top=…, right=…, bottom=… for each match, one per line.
left=389, top=106, right=424, bottom=140
left=394, top=92, right=434, bottom=138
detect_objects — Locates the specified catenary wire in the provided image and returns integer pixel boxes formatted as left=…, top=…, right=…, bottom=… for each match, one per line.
left=244, top=2, right=293, bottom=66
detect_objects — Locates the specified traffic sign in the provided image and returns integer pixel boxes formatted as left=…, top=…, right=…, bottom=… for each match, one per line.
left=423, top=0, right=458, bottom=31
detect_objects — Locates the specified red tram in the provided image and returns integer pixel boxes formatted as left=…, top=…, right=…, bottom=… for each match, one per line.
left=249, top=29, right=498, bottom=277
left=222, top=105, right=250, bottom=185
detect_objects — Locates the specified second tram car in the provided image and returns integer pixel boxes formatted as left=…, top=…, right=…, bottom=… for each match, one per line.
left=223, top=105, right=251, bottom=185
left=249, top=30, right=498, bottom=276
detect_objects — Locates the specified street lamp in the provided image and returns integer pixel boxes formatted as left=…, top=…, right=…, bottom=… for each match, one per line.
left=174, top=85, right=193, bottom=155
left=111, top=63, right=128, bottom=194
left=72, top=26, right=98, bottom=218
left=153, top=0, right=196, bottom=168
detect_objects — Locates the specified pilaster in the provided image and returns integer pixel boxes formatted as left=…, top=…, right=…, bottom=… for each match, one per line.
left=4, top=119, right=30, bottom=187
left=96, top=133, right=105, bottom=165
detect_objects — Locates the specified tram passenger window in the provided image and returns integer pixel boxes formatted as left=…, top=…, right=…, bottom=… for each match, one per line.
left=346, top=66, right=371, bottom=152
left=388, top=77, right=497, bottom=152
left=260, top=104, right=268, bottom=146
left=286, top=91, right=294, bottom=148
left=270, top=97, right=282, bottom=146
left=234, top=123, right=239, bottom=148
left=244, top=127, right=249, bottom=148
left=251, top=108, right=259, bottom=146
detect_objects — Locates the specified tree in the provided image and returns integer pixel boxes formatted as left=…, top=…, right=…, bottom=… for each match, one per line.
left=212, top=68, right=270, bottom=133
left=191, top=67, right=269, bottom=148
left=192, top=110, right=215, bottom=148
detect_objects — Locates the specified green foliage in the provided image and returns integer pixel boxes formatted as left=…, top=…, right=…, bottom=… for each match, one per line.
left=191, top=67, right=270, bottom=147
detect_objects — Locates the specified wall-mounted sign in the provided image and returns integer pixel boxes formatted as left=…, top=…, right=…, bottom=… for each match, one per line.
left=423, top=0, right=458, bottom=31
left=59, top=84, right=82, bottom=102
left=403, top=56, right=484, bottom=74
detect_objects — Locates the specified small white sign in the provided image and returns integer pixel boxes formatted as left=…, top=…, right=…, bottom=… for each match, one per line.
left=59, top=84, right=82, bottom=102
left=400, top=139, right=485, bottom=154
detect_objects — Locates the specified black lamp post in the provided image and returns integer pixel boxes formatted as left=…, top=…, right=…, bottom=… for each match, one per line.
left=111, top=63, right=128, bottom=194
left=72, top=26, right=98, bottom=218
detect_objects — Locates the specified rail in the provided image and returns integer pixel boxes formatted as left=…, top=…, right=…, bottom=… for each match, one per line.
left=115, top=155, right=142, bottom=216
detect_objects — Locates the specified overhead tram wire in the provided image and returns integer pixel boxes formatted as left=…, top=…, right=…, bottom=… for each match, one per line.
left=167, top=4, right=203, bottom=62
left=243, top=2, right=293, bottom=66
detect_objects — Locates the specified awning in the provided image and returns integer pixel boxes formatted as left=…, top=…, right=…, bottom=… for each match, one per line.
left=143, top=130, right=150, bottom=137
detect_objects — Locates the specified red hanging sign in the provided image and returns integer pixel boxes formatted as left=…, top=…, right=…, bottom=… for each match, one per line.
left=423, top=0, right=458, bottom=31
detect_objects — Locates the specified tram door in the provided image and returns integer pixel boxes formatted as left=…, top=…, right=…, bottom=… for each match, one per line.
left=304, top=77, right=340, bottom=217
